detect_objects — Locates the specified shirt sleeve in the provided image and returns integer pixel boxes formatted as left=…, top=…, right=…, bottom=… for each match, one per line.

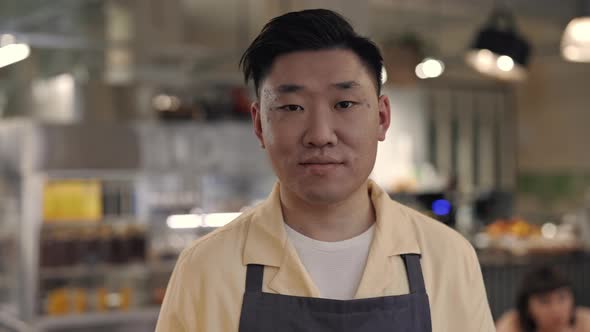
left=466, top=245, right=497, bottom=332
left=155, top=251, right=192, bottom=332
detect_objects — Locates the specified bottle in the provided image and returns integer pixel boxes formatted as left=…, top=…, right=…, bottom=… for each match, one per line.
left=109, top=224, right=130, bottom=265
left=128, top=225, right=147, bottom=262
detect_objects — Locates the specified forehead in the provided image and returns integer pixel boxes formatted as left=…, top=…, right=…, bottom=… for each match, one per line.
left=260, top=49, right=376, bottom=96
left=531, top=287, right=571, bottom=300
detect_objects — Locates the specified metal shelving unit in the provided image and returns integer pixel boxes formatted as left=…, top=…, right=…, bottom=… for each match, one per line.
left=0, top=310, right=34, bottom=332
left=0, top=122, right=167, bottom=331
left=0, top=121, right=274, bottom=331
left=39, top=261, right=176, bottom=281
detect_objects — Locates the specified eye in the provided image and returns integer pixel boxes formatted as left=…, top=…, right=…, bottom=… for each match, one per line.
left=335, top=101, right=356, bottom=109
left=278, top=105, right=304, bottom=112
left=537, top=295, right=550, bottom=305
left=556, top=289, right=571, bottom=301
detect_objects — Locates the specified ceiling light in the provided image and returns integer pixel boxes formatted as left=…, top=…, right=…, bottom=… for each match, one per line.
left=166, top=212, right=241, bottom=229
left=381, top=65, right=388, bottom=84
left=415, top=58, right=445, bottom=79
left=0, top=43, right=30, bottom=69
left=422, top=58, right=444, bottom=78
left=466, top=8, right=531, bottom=81
left=562, top=16, right=590, bottom=62
left=0, top=34, right=15, bottom=47
left=497, top=55, right=514, bottom=71
left=415, top=63, right=427, bottom=79
left=152, top=94, right=181, bottom=111
left=166, top=214, right=203, bottom=229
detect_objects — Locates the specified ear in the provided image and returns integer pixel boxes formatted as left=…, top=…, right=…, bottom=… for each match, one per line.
left=377, top=95, right=391, bottom=141
left=251, top=101, right=265, bottom=148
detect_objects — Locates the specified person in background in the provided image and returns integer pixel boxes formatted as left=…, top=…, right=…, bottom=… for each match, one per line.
left=155, top=9, right=495, bottom=332
left=496, top=266, right=590, bottom=332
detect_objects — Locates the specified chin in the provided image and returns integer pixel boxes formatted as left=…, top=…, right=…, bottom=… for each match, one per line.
left=295, top=181, right=359, bottom=205
left=299, top=191, right=346, bottom=205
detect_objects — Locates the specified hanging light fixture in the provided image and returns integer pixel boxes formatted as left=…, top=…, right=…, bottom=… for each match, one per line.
left=0, top=34, right=31, bottom=69
left=465, top=8, right=531, bottom=81
left=561, top=0, right=590, bottom=62
left=415, top=57, right=445, bottom=80
left=415, top=3, right=446, bottom=81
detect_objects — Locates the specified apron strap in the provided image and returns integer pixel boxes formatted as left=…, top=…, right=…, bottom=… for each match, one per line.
left=401, top=254, right=426, bottom=293
left=245, top=264, right=264, bottom=292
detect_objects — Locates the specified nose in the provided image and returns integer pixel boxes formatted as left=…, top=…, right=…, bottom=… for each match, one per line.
left=302, top=105, right=338, bottom=148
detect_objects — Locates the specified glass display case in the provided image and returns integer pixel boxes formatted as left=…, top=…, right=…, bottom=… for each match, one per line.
left=0, top=120, right=274, bottom=331
left=0, top=121, right=26, bottom=330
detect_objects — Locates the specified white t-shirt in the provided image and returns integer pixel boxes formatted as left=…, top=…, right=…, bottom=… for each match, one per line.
left=284, top=223, right=375, bottom=300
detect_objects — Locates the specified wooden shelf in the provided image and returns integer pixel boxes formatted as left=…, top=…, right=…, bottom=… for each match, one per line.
left=40, top=261, right=176, bottom=280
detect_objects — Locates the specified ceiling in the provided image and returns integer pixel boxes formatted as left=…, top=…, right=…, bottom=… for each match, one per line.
left=0, top=0, right=584, bottom=82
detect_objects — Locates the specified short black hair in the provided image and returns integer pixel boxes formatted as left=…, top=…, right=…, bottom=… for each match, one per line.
left=240, top=9, right=383, bottom=97
left=516, top=266, right=576, bottom=332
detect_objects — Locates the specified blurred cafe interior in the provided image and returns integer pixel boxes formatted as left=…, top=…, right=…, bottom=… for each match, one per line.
left=0, top=0, right=590, bottom=331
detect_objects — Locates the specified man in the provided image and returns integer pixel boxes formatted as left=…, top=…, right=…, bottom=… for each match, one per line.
left=156, top=9, right=495, bottom=332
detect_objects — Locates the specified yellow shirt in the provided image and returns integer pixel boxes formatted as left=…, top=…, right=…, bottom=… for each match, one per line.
left=156, top=181, right=495, bottom=332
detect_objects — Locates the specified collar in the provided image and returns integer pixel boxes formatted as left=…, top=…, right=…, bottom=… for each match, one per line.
left=242, top=179, right=422, bottom=267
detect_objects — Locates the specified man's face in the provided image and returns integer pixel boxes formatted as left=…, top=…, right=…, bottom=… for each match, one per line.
left=251, top=49, right=390, bottom=205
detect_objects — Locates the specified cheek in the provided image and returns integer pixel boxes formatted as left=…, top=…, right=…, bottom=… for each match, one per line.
left=263, top=114, right=296, bottom=147
left=262, top=126, right=274, bottom=146
left=264, top=118, right=301, bottom=155
left=337, top=111, right=377, bottom=138
left=529, top=301, right=548, bottom=320
left=266, top=114, right=306, bottom=149
left=344, top=125, right=379, bottom=153
left=259, top=112, right=273, bottom=144
left=560, top=297, right=574, bottom=314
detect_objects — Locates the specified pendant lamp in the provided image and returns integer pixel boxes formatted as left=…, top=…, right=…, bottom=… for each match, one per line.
left=466, top=8, right=531, bottom=81
left=561, top=0, right=590, bottom=62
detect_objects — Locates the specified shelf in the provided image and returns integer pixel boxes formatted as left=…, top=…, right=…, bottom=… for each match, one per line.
left=40, top=261, right=176, bottom=280
left=40, top=216, right=140, bottom=229
left=0, top=309, right=33, bottom=332
left=33, top=307, right=160, bottom=330
left=478, top=250, right=590, bottom=267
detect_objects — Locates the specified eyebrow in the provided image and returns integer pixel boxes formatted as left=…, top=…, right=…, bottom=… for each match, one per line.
left=275, top=81, right=360, bottom=94
left=332, top=81, right=360, bottom=89
left=277, top=84, right=304, bottom=94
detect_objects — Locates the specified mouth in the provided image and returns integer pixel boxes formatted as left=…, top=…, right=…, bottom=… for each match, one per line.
left=299, top=160, right=345, bottom=166
left=298, top=160, right=345, bottom=174
left=299, top=157, right=344, bottom=165
left=300, top=161, right=344, bottom=166
left=301, top=162, right=341, bottom=168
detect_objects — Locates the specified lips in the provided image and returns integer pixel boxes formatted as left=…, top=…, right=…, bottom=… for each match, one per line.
left=298, top=157, right=344, bottom=175
left=299, top=157, right=343, bottom=165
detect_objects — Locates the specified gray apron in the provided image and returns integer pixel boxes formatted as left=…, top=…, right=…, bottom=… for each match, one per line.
left=238, top=253, right=432, bottom=331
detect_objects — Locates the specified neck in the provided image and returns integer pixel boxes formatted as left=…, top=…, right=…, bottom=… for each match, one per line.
left=537, top=325, right=574, bottom=332
left=279, top=182, right=375, bottom=242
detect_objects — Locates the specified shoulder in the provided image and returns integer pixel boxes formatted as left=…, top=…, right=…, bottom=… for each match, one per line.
left=577, top=306, right=590, bottom=317
left=496, top=310, right=522, bottom=332
left=382, top=196, right=496, bottom=328
left=576, top=307, right=590, bottom=329
left=157, top=210, right=255, bottom=331
left=394, top=201, right=476, bottom=261
left=389, top=200, right=486, bottom=292
left=175, top=209, right=254, bottom=278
